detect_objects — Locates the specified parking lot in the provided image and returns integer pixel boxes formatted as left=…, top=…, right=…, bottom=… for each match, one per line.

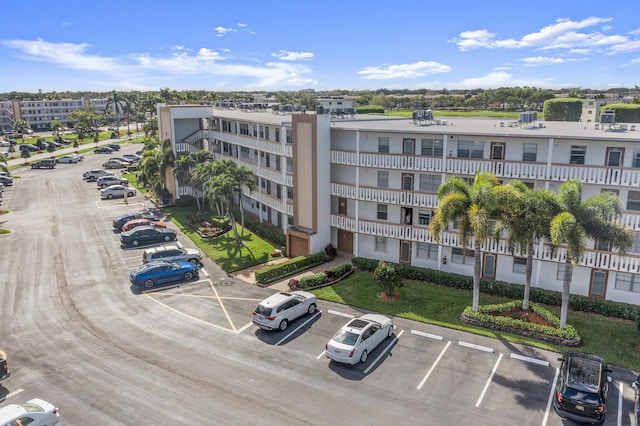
left=1, top=143, right=639, bottom=425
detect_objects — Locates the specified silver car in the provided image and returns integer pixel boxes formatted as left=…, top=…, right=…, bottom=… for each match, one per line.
left=142, top=243, right=203, bottom=265
left=252, top=291, right=318, bottom=331
left=325, top=314, right=394, bottom=365
left=100, top=184, right=136, bottom=200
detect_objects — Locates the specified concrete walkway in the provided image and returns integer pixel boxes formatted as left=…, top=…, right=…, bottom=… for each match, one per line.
left=231, top=251, right=354, bottom=291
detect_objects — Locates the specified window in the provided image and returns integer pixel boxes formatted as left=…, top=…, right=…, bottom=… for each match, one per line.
left=275, top=155, right=281, bottom=171
left=253, top=125, right=258, bottom=137
left=222, top=120, right=231, bottom=132
left=276, top=184, right=282, bottom=199
left=522, top=143, right=538, bottom=162
left=378, top=137, right=389, bottom=153
left=287, top=215, right=293, bottom=226
left=416, top=242, right=438, bottom=260
left=630, top=233, right=640, bottom=254
left=375, top=236, right=387, bottom=252
left=615, top=272, right=640, bottom=293
left=260, top=178, right=266, bottom=189
left=377, top=171, right=389, bottom=188
left=595, top=240, right=610, bottom=251
left=286, top=158, right=293, bottom=173
left=457, top=140, right=484, bottom=158
left=419, top=174, right=441, bottom=192
left=421, top=138, right=444, bottom=156
left=287, top=187, right=293, bottom=201
left=265, top=127, right=270, bottom=140
left=591, top=270, right=606, bottom=296
left=275, top=128, right=280, bottom=142
left=286, top=129, right=292, bottom=144
left=259, top=126, right=264, bottom=139
left=402, top=173, right=413, bottom=190
left=240, top=146, right=250, bottom=160
left=239, top=123, right=249, bottom=135
left=222, top=142, right=230, bottom=154
left=377, top=204, right=388, bottom=220
left=633, top=151, right=640, bottom=168
left=403, top=138, right=415, bottom=154
left=627, top=191, right=640, bottom=211
left=451, top=248, right=474, bottom=264
left=513, top=258, right=527, bottom=274
left=556, top=264, right=572, bottom=281
left=570, top=146, right=586, bottom=164
left=418, top=209, right=434, bottom=225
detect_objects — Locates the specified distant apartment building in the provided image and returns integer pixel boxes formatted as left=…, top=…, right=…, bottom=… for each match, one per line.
left=159, top=104, right=640, bottom=306
left=0, top=97, right=111, bottom=132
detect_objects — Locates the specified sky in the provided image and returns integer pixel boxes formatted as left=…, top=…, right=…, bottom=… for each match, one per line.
left=2, top=0, right=640, bottom=93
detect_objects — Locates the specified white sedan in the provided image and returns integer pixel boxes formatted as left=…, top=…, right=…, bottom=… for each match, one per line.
left=56, top=155, right=80, bottom=163
left=0, top=398, right=59, bottom=425
left=101, top=184, right=136, bottom=200
left=325, top=314, right=394, bottom=365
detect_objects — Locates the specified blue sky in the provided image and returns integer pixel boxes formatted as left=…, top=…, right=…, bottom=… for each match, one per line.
left=2, top=0, right=640, bottom=92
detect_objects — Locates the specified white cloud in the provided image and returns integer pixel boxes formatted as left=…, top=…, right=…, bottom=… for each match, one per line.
left=271, top=50, right=314, bottom=61
left=214, top=26, right=236, bottom=37
left=357, top=61, right=451, bottom=80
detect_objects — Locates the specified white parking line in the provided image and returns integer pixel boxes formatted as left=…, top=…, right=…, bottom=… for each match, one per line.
left=542, top=367, right=560, bottom=426
left=201, top=268, right=210, bottom=278
left=317, top=350, right=326, bottom=360
left=411, top=329, right=443, bottom=341
left=363, top=329, right=404, bottom=374
left=274, top=311, right=321, bottom=346
left=417, top=340, right=451, bottom=390
left=458, top=341, right=494, bottom=353
left=509, top=353, right=549, bottom=367
left=618, top=381, right=623, bottom=426
left=236, top=322, right=254, bottom=334
left=475, top=353, right=503, bottom=407
left=2, top=388, right=23, bottom=401
left=327, top=309, right=354, bottom=319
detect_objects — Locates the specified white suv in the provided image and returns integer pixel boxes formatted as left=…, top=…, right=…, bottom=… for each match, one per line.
left=96, top=175, right=129, bottom=188
left=142, top=243, right=203, bottom=265
left=252, top=291, right=318, bottom=331
left=83, top=169, right=114, bottom=181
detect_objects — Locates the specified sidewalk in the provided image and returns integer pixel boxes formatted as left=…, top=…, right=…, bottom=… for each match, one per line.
left=231, top=251, right=353, bottom=291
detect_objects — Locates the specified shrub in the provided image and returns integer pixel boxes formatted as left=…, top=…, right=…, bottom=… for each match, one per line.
left=255, top=252, right=329, bottom=284
left=373, top=261, right=403, bottom=296
left=324, top=243, right=337, bottom=259
left=298, top=273, right=328, bottom=289
left=330, top=263, right=352, bottom=278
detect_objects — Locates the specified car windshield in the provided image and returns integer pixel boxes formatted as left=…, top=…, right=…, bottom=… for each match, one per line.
left=254, top=304, right=272, bottom=316
left=19, top=402, right=45, bottom=413
left=332, top=329, right=359, bottom=346
left=132, top=264, right=153, bottom=273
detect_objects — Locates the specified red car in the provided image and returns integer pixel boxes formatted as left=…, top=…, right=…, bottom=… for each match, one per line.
left=121, top=218, right=166, bottom=233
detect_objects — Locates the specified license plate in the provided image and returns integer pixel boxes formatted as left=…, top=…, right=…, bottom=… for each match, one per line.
left=334, top=349, right=341, bottom=354
left=575, top=405, right=584, bottom=411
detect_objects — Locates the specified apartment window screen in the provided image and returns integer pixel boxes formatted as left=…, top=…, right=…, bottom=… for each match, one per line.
left=416, top=243, right=438, bottom=260
left=239, top=123, right=249, bottom=135
left=457, top=140, right=484, bottom=158
left=419, top=174, right=441, bottom=192
left=286, top=129, right=292, bottom=144
left=378, top=137, right=390, bottom=153
left=615, top=273, right=640, bottom=293
left=375, top=236, right=387, bottom=252
left=522, top=143, right=538, bottom=162
left=377, top=204, right=388, bottom=220
left=403, top=138, right=415, bottom=155
left=418, top=209, right=434, bottom=226
left=513, top=258, right=527, bottom=274
left=377, top=171, right=389, bottom=188
left=570, top=146, right=586, bottom=164
left=451, top=248, right=474, bottom=264
left=421, top=139, right=444, bottom=156
left=556, top=264, right=572, bottom=281
left=286, top=158, right=293, bottom=173
left=633, top=151, right=640, bottom=168
left=627, top=191, right=640, bottom=211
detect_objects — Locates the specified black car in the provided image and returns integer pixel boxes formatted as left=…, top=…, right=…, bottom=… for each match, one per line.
left=94, top=146, right=114, bottom=154
left=0, top=176, right=13, bottom=186
left=120, top=225, right=176, bottom=247
left=554, top=352, right=611, bottom=424
left=107, top=144, right=121, bottom=151
left=31, top=159, right=56, bottom=169
left=112, top=212, right=160, bottom=230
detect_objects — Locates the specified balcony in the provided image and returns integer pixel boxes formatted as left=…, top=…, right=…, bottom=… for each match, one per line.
left=331, top=183, right=438, bottom=208
left=209, top=130, right=291, bottom=156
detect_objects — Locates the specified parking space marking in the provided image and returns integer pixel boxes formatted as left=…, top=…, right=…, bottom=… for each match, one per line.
left=237, top=322, right=254, bottom=334
left=618, top=381, right=623, bottom=426
left=274, top=311, right=322, bottom=346
left=201, top=268, right=210, bottom=278
left=509, top=353, right=549, bottom=367
left=541, top=367, right=560, bottom=426
left=417, top=340, right=452, bottom=390
left=317, top=350, right=327, bottom=360
left=411, top=329, right=443, bottom=341
left=327, top=309, right=354, bottom=319
left=144, top=293, right=235, bottom=332
left=363, top=329, right=404, bottom=374
left=475, top=352, right=503, bottom=407
left=3, top=388, right=24, bottom=401
left=141, top=279, right=208, bottom=293
left=208, top=278, right=237, bottom=332
left=458, top=341, right=494, bottom=353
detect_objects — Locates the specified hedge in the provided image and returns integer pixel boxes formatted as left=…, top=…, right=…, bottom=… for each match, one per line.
left=297, top=263, right=353, bottom=290
left=255, top=252, right=329, bottom=284
left=351, top=256, right=640, bottom=321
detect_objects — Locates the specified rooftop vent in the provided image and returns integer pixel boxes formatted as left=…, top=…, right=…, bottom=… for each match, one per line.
left=600, top=110, right=616, bottom=124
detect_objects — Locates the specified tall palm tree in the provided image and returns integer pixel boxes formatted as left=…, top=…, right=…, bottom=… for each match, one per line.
left=105, top=90, right=124, bottom=124
left=430, top=171, right=499, bottom=312
left=13, top=119, right=30, bottom=139
left=550, top=179, right=633, bottom=328
left=493, top=182, right=560, bottom=310
left=50, top=120, right=64, bottom=140
left=0, top=152, right=8, bottom=175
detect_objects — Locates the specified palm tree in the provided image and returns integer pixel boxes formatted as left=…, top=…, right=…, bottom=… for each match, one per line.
left=50, top=120, right=64, bottom=140
left=105, top=90, right=125, bottom=125
left=13, top=119, right=30, bottom=140
left=430, top=171, right=499, bottom=312
left=205, top=159, right=257, bottom=247
left=0, top=152, right=8, bottom=175
left=493, top=181, right=560, bottom=310
left=173, top=150, right=215, bottom=213
left=550, top=179, right=633, bottom=328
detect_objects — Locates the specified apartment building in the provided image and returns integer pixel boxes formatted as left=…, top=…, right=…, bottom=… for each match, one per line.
left=159, top=104, right=640, bottom=305
left=0, top=97, right=110, bottom=132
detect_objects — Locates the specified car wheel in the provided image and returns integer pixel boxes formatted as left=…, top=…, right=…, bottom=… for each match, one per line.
left=143, top=279, right=154, bottom=289
left=278, top=319, right=288, bottom=331
left=107, top=194, right=113, bottom=199
left=359, top=350, right=368, bottom=363
left=132, top=240, right=139, bottom=247
left=307, top=303, right=317, bottom=315
left=163, top=235, right=171, bottom=242
left=184, top=271, right=195, bottom=281
left=189, top=258, right=199, bottom=264
left=127, top=192, right=134, bottom=197
left=388, top=325, right=394, bottom=337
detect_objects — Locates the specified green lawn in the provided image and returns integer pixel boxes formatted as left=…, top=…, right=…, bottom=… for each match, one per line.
left=312, top=271, right=640, bottom=370
left=166, top=206, right=278, bottom=272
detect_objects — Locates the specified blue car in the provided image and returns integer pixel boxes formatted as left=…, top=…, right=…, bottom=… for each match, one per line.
left=130, top=261, right=199, bottom=289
